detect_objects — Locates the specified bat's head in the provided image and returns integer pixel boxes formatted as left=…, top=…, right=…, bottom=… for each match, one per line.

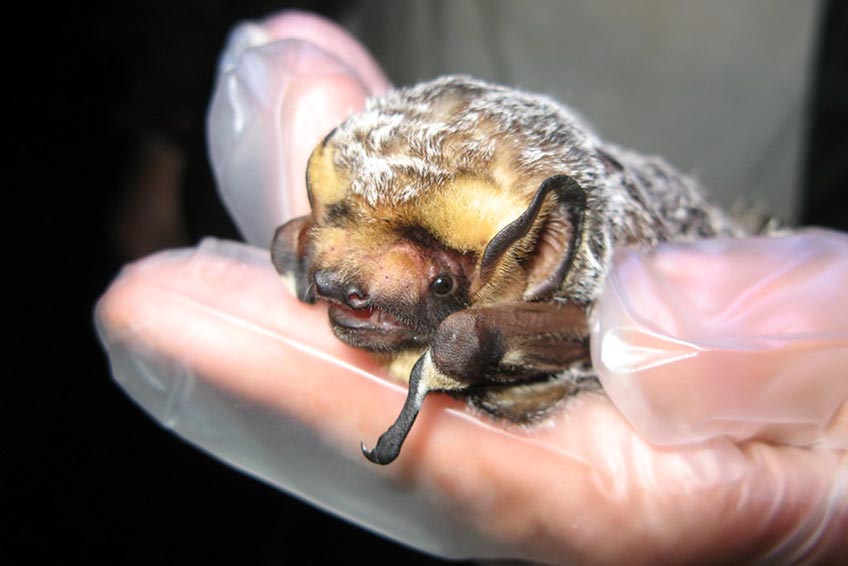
left=272, top=76, right=600, bottom=358
left=272, top=136, right=534, bottom=354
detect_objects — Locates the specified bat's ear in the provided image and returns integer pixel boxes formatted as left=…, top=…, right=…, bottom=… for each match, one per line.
left=476, top=175, right=587, bottom=301
left=271, top=216, right=316, bottom=302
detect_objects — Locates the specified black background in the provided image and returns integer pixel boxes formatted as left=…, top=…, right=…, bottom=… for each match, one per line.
left=10, top=1, right=846, bottom=563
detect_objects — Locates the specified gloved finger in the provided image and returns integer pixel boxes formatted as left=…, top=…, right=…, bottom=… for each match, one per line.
left=96, top=239, right=847, bottom=564
left=207, top=11, right=390, bottom=246
left=592, top=229, right=848, bottom=449
left=260, top=10, right=391, bottom=95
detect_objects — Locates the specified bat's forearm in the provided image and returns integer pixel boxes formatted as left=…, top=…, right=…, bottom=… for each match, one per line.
left=363, top=301, right=590, bottom=464
left=430, top=301, right=590, bottom=382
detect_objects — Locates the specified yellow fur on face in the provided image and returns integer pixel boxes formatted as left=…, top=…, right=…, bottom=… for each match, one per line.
left=415, top=177, right=528, bottom=252
left=307, top=141, right=549, bottom=308
left=308, top=137, right=534, bottom=259
left=307, top=145, right=345, bottom=209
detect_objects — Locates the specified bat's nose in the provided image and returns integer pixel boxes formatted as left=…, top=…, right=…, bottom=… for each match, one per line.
left=314, top=270, right=371, bottom=309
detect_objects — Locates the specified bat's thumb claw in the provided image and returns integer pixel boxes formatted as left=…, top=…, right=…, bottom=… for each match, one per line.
left=361, top=352, right=431, bottom=465
left=360, top=439, right=399, bottom=465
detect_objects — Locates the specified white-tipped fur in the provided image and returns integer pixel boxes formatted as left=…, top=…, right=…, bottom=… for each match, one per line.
left=326, top=75, right=742, bottom=302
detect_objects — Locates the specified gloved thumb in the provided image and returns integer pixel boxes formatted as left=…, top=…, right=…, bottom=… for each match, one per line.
left=592, top=228, right=848, bottom=449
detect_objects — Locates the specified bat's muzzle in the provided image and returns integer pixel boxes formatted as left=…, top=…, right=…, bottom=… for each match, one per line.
left=314, top=269, right=371, bottom=309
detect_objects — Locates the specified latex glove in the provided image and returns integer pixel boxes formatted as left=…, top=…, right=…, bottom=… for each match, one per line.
left=96, top=11, right=847, bottom=564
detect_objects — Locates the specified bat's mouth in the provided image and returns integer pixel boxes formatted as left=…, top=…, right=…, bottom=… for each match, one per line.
left=328, top=303, right=407, bottom=330
left=327, top=303, right=421, bottom=351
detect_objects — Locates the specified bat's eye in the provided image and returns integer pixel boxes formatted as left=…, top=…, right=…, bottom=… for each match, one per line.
left=431, top=274, right=454, bottom=296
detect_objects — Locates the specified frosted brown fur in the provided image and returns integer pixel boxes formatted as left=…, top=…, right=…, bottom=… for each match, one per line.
left=273, top=75, right=746, bottom=464
left=326, top=76, right=742, bottom=303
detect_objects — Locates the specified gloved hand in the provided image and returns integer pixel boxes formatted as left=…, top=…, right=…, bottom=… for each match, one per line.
left=96, top=11, right=847, bottom=564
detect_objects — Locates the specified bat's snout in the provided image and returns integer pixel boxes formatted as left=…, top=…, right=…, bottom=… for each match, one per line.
left=314, top=269, right=423, bottom=351
left=314, top=270, right=371, bottom=309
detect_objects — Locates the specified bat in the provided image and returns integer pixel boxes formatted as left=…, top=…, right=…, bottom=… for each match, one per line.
left=272, top=76, right=743, bottom=464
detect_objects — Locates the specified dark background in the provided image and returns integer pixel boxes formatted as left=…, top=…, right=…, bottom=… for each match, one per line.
left=11, top=1, right=845, bottom=563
